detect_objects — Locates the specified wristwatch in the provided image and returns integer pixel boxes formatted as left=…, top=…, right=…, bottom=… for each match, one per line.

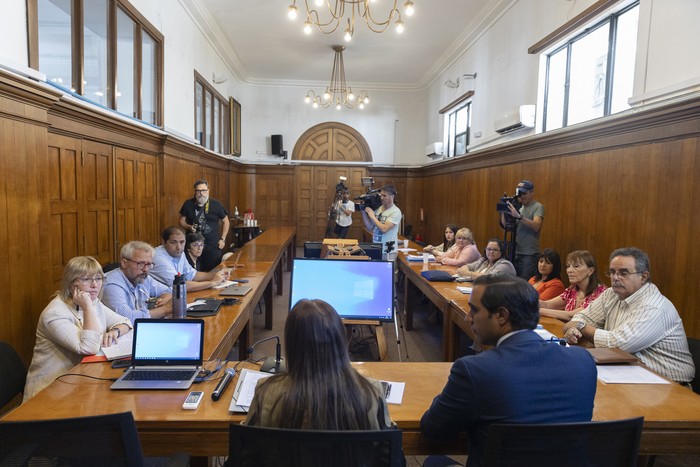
left=575, top=320, right=586, bottom=331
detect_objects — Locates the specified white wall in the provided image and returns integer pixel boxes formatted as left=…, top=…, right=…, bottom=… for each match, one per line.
left=2, top=0, right=698, bottom=166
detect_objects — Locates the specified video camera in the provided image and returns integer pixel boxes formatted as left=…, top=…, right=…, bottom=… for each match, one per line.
left=497, top=190, right=524, bottom=231
left=354, top=176, right=382, bottom=211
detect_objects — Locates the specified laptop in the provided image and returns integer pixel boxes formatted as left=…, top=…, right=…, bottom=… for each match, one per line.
left=219, top=284, right=252, bottom=296
left=187, top=298, right=224, bottom=317
left=111, top=318, right=204, bottom=390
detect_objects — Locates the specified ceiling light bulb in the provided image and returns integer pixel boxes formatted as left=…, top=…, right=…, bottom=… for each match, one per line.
left=404, top=1, right=415, bottom=16
left=395, top=19, right=404, bottom=34
left=304, top=94, right=311, bottom=104
left=323, top=91, right=331, bottom=100
left=314, top=0, right=323, bottom=6
left=336, top=102, right=342, bottom=110
left=303, top=21, right=312, bottom=34
left=363, top=96, right=370, bottom=104
left=344, top=29, right=352, bottom=41
left=359, top=102, right=365, bottom=109
left=348, top=92, right=355, bottom=101
left=312, top=100, right=318, bottom=108
left=287, top=4, right=297, bottom=20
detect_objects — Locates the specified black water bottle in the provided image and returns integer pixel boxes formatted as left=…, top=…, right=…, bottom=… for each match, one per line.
left=172, top=273, right=187, bottom=319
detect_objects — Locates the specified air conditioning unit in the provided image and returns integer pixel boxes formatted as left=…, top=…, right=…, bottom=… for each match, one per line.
left=494, top=105, right=536, bottom=135
left=425, top=142, right=444, bottom=157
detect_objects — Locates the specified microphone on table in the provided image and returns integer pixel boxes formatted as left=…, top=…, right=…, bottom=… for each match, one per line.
left=247, top=336, right=286, bottom=374
left=211, top=368, right=236, bottom=401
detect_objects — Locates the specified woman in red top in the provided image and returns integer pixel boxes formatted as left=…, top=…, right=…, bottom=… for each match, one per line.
left=528, top=249, right=565, bottom=300
left=539, top=250, right=606, bottom=322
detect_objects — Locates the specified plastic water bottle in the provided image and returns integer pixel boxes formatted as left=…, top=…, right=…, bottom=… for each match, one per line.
left=172, top=273, right=187, bottom=319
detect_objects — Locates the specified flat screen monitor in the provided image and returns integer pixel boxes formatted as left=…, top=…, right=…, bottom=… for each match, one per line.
left=289, top=258, right=394, bottom=322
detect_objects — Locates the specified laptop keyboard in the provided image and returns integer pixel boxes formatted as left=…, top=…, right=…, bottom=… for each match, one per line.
left=123, top=370, right=197, bottom=381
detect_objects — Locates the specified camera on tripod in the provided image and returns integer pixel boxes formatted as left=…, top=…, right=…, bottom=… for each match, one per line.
left=497, top=191, right=523, bottom=231
left=354, top=176, right=382, bottom=211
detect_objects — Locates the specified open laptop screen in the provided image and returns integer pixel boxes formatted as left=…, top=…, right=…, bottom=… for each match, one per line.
left=289, top=258, right=394, bottom=322
left=132, top=319, right=204, bottom=365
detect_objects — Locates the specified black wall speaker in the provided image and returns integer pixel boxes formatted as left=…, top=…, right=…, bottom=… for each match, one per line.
left=271, top=134, right=283, bottom=156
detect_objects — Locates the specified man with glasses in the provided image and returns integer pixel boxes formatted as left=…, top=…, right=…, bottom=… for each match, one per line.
left=179, top=179, right=230, bottom=271
left=563, top=247, right=695, bottom=384
left=102, top=241, right=173, bottom=322
left=150, top=226, right=228, bottom=292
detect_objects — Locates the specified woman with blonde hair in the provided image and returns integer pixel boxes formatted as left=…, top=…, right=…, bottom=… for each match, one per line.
left=245, top=299, right=392, bottom=430
left=434, top=227, right=481, bottom=267
left=23, top=256, right=131, bottom=401
left=539, top=250, right=607, bottom=322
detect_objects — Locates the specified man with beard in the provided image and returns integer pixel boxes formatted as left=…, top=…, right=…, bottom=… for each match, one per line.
left=102, top=241, right=173, bottom=322
left=179, top=179, right=230, bottom=271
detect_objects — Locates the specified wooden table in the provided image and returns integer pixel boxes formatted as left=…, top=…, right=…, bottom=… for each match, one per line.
left=5, top=361, right=700, bottom=457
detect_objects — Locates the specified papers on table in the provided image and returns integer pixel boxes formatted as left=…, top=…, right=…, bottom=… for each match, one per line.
left=596, top=365, right=671, bottom=384
left=228, top=368, right=406, bottom=412
left=100, top=332, right=133, bottom=360
left=229, top=368, right=272, bottom=412
left=380, top=380, right=405, bottom=405
left=407, top=254, right=435, bottom=262
left=534, top=324, right=558, bottom=342
left=213, top=280, right=238, bottom=289
left=456, top=286, right=472, bottom=294
left=398, top=248, right=417, bottom=253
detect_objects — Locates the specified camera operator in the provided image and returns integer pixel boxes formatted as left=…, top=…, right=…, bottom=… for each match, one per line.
left=361, top=185, right=402, bottom=260
left=501, top=180, right=544, bottom=280
left=333, top=188, right=355, bottom=239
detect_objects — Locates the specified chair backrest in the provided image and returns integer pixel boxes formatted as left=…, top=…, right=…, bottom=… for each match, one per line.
left=0, top=411, right=146, bottom=467
left=0, top=341, right=27, bottom=412
left=688, top=337, right=700, bottom=394
left=102, top=261, right=121, bottom=273
left=482, top=416, right=644, bottom=467
left=227, top=424, right=404, bottom=467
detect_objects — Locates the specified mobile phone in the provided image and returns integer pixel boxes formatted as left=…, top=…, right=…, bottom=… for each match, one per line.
left=182, top=391, right=204, bottom=410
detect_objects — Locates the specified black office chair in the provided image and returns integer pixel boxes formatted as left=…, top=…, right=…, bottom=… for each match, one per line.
left=102, top=261, right=121, bottom=273
left=0, top=411, right=190, bottom=467
left=482, top=416, right=644, bottom=467
left=688, top=337, right=700, bottom=394
left=227, top=424, right=404, bottom=467
left=0, top=341, right=26, bottom=414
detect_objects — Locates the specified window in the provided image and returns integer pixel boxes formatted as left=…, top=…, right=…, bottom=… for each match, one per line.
left=542, top=2, right=639, bottom=131
left=194, top=71, right=230, bottom=154
left=29, top=0, right=163, bottom=126
left=440, top=92, right=473, bottom=157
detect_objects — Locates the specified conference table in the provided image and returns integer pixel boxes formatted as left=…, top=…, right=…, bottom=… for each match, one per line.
left=6, top=230, right=700, bottom=459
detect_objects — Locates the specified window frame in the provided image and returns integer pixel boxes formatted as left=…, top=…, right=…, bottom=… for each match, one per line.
left=541, top=1, right=639, bottom=131
left=440, top=91, right=474, bottom=157
left=26, top=0, right=164, bottom=127
left=194, top=71, right=231, bottom=154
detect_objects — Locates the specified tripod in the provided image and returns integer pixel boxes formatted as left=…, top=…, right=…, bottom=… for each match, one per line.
left=502, top=217, right=518, bottom=263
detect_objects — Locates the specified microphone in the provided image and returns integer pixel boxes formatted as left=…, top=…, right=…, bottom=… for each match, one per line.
left=211, top=368, right=236, bottom=401
left=247, top=336, right=286, bottom=374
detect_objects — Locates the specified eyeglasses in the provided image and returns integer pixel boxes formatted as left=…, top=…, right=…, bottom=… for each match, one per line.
left=194, top=189, right=209, bottom=193
left=456, top=237, right=468, bottom=241
left=486, top=248, right=501, bottom=252
left=605, top=269, right=644, bottom=278
left=77, top=276, right=105, bottom=284
left=190, top=242, right=204, bottom=248
left=124, top=258, right=155, bottom=269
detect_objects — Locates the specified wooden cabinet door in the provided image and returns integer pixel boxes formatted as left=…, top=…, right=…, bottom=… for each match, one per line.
left=115, top=148, right=159, bottom=248
left=82, top=140, right=114, bottom=265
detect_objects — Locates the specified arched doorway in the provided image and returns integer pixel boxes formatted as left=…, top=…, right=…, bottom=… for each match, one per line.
left=292, top=122, right=372, bottom=242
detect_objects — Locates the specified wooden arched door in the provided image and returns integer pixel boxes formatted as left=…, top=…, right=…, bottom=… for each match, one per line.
left=292, top=122, right=372, bottom=242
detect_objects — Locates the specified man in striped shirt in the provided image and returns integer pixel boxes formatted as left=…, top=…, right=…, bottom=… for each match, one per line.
left=563, top=247, right=695, bottom=384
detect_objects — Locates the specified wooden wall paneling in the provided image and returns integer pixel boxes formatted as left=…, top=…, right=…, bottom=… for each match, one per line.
left=47, top=134, right=81, bottom=285
left=253, top=167, right=295, bottom=228
left=81, top=140, right=114, bottom=265
left=312, top=167, right=335, bottom=240
left=334, top=166, right=367, bottom=241
left=137, top=153, right=159, bottom=245
left=296, top=166, right=313, bottom=243
left=114, top=148, right=138, bottom=248
left=160, top=154, right=199, bottom=234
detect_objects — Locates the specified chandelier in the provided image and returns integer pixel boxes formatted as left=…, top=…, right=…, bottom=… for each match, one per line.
left=305, top=46, right=369, bottom=110
left=287, top=0, right=415, bottom=41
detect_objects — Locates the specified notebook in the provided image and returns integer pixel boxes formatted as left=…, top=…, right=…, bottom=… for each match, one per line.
left=187, top=298, right=224, bottom=317
left=111, top=318, right=204, bottom=390
left=219, top=284, right=252, bottom=296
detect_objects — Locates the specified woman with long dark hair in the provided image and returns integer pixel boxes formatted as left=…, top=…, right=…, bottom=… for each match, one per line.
left=528, top=248, right=565, bottom=300
left=244, top=299, right=393, bottom=430
left=423, top=224, right=459, bottom=254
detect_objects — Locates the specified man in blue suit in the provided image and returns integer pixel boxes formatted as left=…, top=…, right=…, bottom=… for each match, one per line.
left=420, top=274, right=597, bottom=467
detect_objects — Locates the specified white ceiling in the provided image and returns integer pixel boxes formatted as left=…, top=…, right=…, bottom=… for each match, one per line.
left=197, top=0, right=507, bottom=90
